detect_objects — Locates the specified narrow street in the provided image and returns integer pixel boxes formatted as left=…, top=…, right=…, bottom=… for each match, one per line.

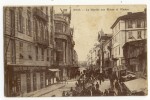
left=4, top=6, right=147, bottom=97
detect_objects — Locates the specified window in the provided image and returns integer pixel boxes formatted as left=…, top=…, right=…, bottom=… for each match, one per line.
left=36, top=46, right=38, bottom=60
left=41, top=23, right=44, bottom=40
left=55, top=22, right=63, bottom=33
left=41, top=48, right=44, bottom=61
left=40, top=72, right=44, bottom=89
left=33, top=73, right=37, bottom=91
left=56, top=39, right=63, bottom=50
left=27, top=44, right=31, bottom=52
left=50, top=27, right=53, bottom=44
left=19, top=42, right=23, bottom=52
left=19, top=42, right=23, bottom=59
left=137, top=31, right=142, bottom=39
left=27, top=11, right=32, bottom=36
left=27, top=44, right=32, bottom=60
left=51, top=50, right=54, bottom=64
left=128, top=20, right=132, bottom=28
left=56, top=51, right=63, bottom=62
left=119, top=46, right=120, bottom=55
left=18, top=8, right=23, bottom=32
left=47, top=49, right=49, bottom=61
left=10, top=9, right=15, bottom=36
left=26, top=73, right=31, bottom=93
left=11, top=40, right=16, bottom=63
left=12, top=73, right=21, bottom=96
left=137, top=20, right=142, bottom=28
left=128, top=31, right=133, bottom=39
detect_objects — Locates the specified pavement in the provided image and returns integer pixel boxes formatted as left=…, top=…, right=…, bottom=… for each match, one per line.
left=42, top=80, right=77, bottom=97
left=22, top=83, right=65, bottom=97
left=21, top=79, right=77, bottom=97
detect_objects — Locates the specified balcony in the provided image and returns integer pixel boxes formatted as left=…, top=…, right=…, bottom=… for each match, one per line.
left=34, top=36, right=49, bottom=47
left=33, top=8, right=48, bottom=22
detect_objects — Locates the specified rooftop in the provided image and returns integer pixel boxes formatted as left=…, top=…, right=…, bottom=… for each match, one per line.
left=111, top=11, right=146, bottom=29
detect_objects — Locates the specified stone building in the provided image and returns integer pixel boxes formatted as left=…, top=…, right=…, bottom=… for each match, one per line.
left=97, top=29, right=112, bottom=73
left=53, top=9, right=76, bottom=80
left=4, top=6, right=54, bottom=96
left=110, top=10, right=147, bottom=78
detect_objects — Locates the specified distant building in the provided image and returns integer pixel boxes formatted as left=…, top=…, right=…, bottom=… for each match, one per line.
left=97, top=29, right=112, bottom=73
left=102, top=34, right=113, bottom=77
left=111, top=10, right=147, bottom=78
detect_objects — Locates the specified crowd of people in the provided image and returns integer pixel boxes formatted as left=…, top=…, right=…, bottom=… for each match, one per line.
left=62, top=68, right=128, bottom=96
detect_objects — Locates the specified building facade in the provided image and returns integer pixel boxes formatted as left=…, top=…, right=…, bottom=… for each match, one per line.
left=4, top=7, right=54, bottom=96
left=97, top=29, right=112, bottom=73
left=53, top=10, right=76, bottom=80
left=110, top=10, right=147, bottom=78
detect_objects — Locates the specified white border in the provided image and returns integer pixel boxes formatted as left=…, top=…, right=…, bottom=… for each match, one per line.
left=0, top=0, right=149, bottom=100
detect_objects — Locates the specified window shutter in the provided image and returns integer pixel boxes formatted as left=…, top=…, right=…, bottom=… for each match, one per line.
left=17, top=13, right=20, bottom=31
left=26, top=19, right=28, bottom=35
left=22, top=16, right=25, bottom=33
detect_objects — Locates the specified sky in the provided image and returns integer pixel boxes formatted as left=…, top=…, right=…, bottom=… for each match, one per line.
left=54, top=5, right=146, bottom=62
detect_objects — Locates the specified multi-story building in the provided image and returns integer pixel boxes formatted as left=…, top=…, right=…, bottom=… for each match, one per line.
left=110, top=10, right=147, bottom=78
left=4, top=6, right=54, bottom=96
left=53, top=9, right=75, bottom=80
left=97, top=29, right=112, bottom=73
left=102, top=35, right=113, bottom=77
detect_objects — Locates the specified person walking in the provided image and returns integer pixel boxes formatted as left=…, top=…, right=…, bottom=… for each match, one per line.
left=96, top=82, right=99, bottom=90
left=91, top=83, right=96, bottom=96
left=104, top=89, right=109, bottom=96
left=98, top=74, right=102, bottom=85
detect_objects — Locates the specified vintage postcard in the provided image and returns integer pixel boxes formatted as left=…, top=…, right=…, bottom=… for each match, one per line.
left=3, top=5, right=147, bottom=97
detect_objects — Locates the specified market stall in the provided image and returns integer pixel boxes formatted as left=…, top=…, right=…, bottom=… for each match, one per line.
left=122, top=78, right=147, bottom=96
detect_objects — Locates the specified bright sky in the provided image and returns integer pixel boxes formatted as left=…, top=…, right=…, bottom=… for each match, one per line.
left=54, top=5, right=146, bottom=62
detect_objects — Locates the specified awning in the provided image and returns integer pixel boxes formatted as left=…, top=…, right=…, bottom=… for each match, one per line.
left=49, top=69, right=60, bottom=72
left=123, top=78, right=148, bottom=94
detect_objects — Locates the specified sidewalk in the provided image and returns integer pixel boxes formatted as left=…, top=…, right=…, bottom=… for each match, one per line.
left=22, top=83, right=65, bottom=97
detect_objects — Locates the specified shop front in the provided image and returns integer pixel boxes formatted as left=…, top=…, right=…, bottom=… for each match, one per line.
left=48, top=69, right=60, bottom=85
left=7, top=64, right=47, bottom=96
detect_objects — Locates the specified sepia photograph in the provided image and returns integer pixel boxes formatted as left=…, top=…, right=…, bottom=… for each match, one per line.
left=3, top=5, right=147, bottom=97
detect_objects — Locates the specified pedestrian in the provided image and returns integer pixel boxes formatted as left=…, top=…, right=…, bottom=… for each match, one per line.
left=62, top=91, right=66, bottom=96
left=91, top=83, right=96, bottom=96
left=65, top=77, right=68, bottom=84
left=56, top=77, right=59, bottom=83
left=66, top=92, right=70, bottom=96
left=108, top=88, right=116, bottom=96
left=104, top=89, right=109, bottom=96
left=70, top=87, right=73, bottom=92
left=99, top=77, right=102, bottom=85
left=96, top=82, right=99, bottom=90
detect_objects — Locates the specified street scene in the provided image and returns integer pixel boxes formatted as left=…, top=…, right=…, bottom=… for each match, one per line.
left=4, top=5, right=147, bottom=97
